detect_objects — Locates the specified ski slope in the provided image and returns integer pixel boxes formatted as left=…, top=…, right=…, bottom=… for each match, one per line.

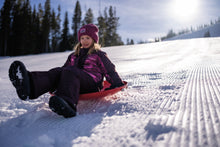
left=0, top=37, right=220, bottom=147
left=165, top=23, right=220, bottom=41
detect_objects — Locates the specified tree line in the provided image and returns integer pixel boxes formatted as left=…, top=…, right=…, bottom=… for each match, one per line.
left=0, top=0, right=124, bottom=56
left=157, top=17, right=220, bottom=41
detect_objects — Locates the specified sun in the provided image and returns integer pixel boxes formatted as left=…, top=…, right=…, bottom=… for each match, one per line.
left=170, top=0, right=199, bottom=22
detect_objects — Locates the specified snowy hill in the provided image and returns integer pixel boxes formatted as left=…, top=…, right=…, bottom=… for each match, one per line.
left=0, top=37, right=220, bottom=147
left=166, top=23, right=220, bottom=41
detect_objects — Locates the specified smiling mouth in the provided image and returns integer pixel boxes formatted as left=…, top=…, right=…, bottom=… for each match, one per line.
left=83, top=44, right=90, bottom=47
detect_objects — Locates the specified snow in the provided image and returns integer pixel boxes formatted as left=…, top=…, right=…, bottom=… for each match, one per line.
left=0, top=37, right=220, bottom=147
left=166, top=23, right=220, bottom=41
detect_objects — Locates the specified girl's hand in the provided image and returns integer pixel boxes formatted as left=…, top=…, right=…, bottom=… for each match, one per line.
left=105, top=82, right=124, bottom=90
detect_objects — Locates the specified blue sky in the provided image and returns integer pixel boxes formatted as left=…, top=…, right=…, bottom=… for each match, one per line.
left=1, top=0, right=220, bottom=43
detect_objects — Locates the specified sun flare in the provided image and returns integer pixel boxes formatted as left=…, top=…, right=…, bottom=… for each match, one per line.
left=170, top=0, right=199, bottom=22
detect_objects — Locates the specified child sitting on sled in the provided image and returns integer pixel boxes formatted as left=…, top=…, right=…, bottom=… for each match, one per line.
left=9, top=24, right=124, bottom=118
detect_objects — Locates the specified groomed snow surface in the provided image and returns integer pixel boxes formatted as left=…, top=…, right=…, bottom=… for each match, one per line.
left=0, top=38, right=220, bottom=147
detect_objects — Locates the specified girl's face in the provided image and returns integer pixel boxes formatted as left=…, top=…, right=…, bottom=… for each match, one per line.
left=80, top=35, right=94, bottom=48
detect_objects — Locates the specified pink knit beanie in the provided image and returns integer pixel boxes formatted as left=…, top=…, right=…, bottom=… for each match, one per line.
left=78, top=24, right=99, bottom=43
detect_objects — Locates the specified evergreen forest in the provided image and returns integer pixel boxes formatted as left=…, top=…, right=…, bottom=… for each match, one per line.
left=0, top=0, right=124, bottom=56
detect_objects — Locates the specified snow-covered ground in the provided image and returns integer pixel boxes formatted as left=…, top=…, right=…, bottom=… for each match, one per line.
left=166, top=23, right=220, bottom=41
left=0, top=37, right=220, bottom=147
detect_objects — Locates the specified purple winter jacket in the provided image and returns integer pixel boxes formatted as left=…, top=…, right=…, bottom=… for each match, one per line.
left=63, top=49, right=123, bottom=88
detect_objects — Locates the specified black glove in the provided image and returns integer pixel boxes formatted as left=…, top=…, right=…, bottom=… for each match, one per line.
left=105, top=82, right=124, bottom=90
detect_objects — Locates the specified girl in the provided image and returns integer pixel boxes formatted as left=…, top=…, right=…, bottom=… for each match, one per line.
left=9, top=24, right=124, bottom=118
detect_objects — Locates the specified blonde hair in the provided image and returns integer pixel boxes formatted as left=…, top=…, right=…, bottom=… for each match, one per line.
left=74, top=42, right=101, bottom=56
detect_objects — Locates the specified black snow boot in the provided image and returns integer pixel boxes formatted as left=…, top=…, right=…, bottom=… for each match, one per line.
left=9, top=61, right=31, bottom=100
left=49, top=96, right=76, bottom=118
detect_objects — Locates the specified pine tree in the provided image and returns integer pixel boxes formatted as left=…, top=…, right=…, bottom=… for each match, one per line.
left=105, top=6, right=113, bottom=46
left=10, top=0, right=33, bottom=55
left=60, top=11, right=71, bottom=51
left=82, top=8, right=94, bottom=25
left=0, top=0, right=15, bottom=56
left=126, top=38, right=134, bottom=45
left=55, top=5, right=61, bottom=51
left=51, top=9, right=57, bottom=52
left=72, top=0, right=81, bottom=45
left=97, top=9, right=107, bottom=46
left=97, top=6, right=123, bottom=47
left=42, top=0, right=51, bottom=52
left=38, top=3, right=43, bottom=24
left=126, top=38, right=130, bottom=45
left=166, top=29, right=176, bottom=39
left=105, top=6, right=123, bottom=46
left=204, top=30, right=211, bottom=37
left=32, top=5, right=41, bottom=54
left=51, top=6, right=61, bottom=52
left=23, top=0, right=33, bottom=54
left=11, top=0, right=26, bottom=56
left=37, top=3, right=44, bottom=53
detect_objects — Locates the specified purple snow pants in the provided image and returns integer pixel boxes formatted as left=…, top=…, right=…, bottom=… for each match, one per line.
left=28, top=66, right=99, bottom=107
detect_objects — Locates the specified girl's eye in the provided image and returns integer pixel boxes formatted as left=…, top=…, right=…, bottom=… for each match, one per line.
left=81, top=36, right=91, bottom=40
